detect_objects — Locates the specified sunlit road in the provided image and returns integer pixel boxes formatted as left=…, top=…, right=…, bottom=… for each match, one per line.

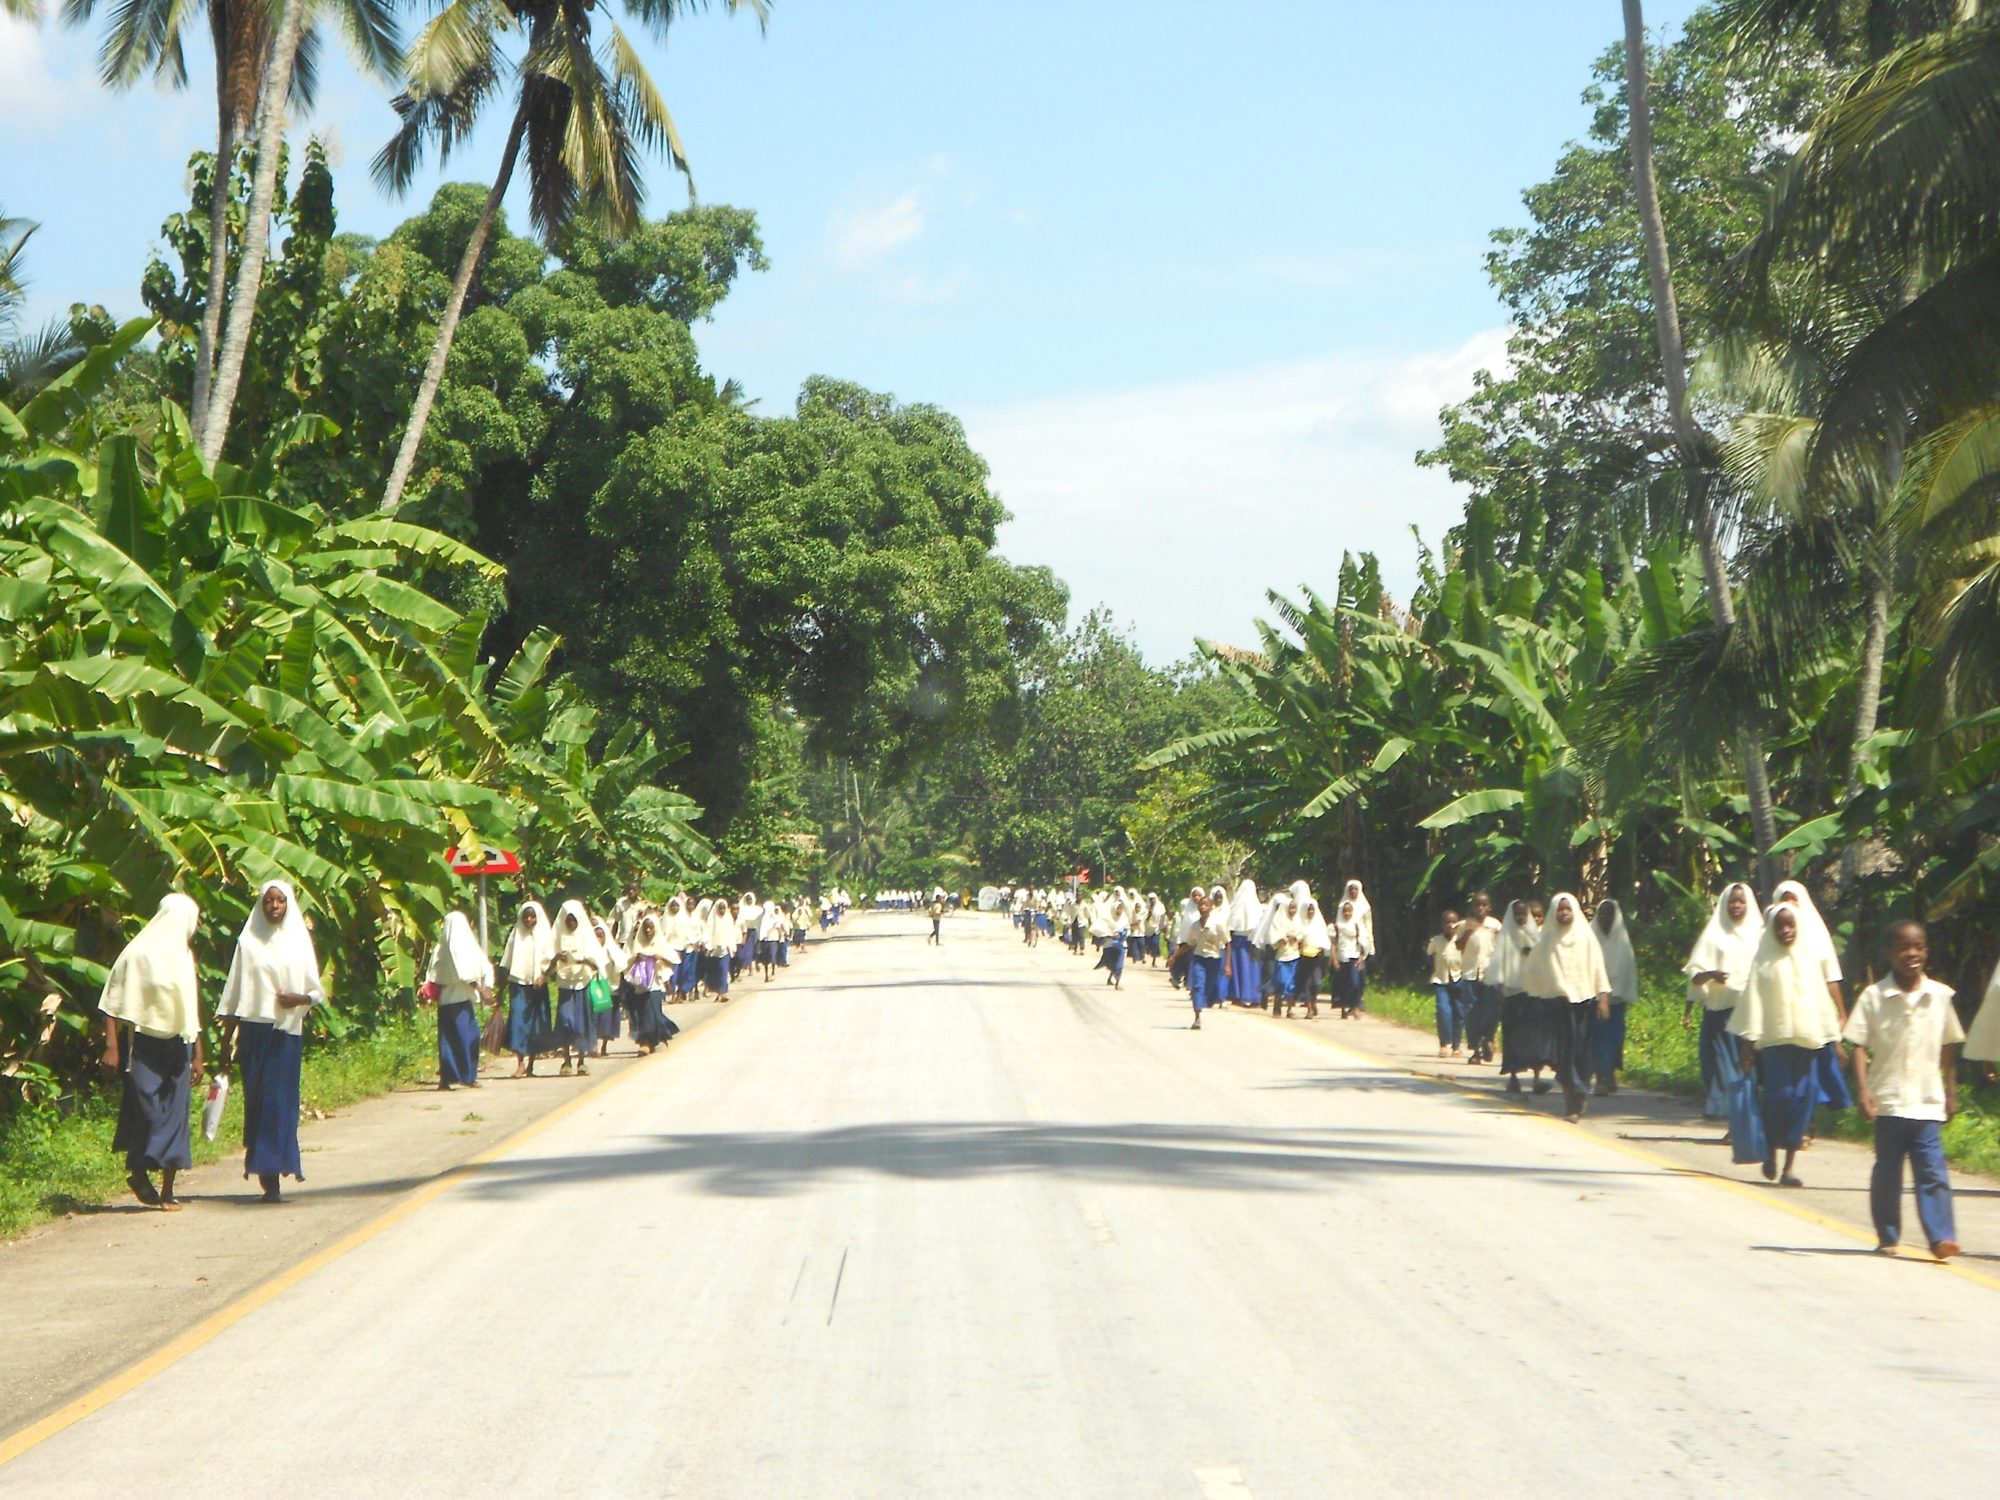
left=7, top=912, right=1997, bottom=1498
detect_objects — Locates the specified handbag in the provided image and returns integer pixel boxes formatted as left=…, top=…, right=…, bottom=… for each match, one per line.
left=587, top=975, right=615, bottom=1013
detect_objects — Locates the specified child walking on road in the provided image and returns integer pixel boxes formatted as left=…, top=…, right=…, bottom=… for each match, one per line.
left=1843, top=921, right=1963, bottom=1260
left=1427, top=909, right=1466, bottom=1058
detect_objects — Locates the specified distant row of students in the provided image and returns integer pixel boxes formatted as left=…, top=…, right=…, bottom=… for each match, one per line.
left=94, top=881, right=850, bottom=1210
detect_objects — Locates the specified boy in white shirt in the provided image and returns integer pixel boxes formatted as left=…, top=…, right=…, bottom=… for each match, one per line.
left=1427, top=909, right=1467, bottom=1059
left=1842, top=920, right=1963, bottom=1260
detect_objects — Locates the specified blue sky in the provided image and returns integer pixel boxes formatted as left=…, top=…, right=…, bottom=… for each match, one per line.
left=2, top=0, right=1705, bottom=662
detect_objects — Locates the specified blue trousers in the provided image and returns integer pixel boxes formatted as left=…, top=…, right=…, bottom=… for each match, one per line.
left=1871, top=1116, right=1956, bottom=1249
left=1188, top=954, right=1221, bottom=1012
left=1434, top=982, right=1469, bottom=1047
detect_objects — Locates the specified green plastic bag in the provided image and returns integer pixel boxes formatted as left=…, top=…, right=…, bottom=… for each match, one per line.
left=587, top=975, right=615, bottom=1013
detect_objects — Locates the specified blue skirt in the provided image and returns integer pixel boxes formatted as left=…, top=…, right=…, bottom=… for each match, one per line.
left=1226, top=934, right=1258, bottom=1002
left=777, top=939, right=790, bottom=967
left=736, top=935, right=757, bottom=970
left=594, top=991, right=623, bottom=1042
left=705, top=954, right=731, bottom=995
left=553, top=987, right=594, bottom=1049
left=237, top=1021, right=303, bottom=1181
left=675, top=952, right=700, bottom=995
left=507, top=982, right=553, bottom=1056
left=437, top=1000, right=480, bottom=1086
left=114, top=1031, right=194, bottom=1172
left=1760, top=1044, right=1847, bottom=1151
left=1590, top=1001, right=1628, bottom=1080
left=631, top=990, right=678, bottom=1047
left=1698, top=1007, right=1742, bottom=1118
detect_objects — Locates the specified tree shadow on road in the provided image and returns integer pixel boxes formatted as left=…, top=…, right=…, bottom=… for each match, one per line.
left=450, top=1119, right=1655, bottom=1201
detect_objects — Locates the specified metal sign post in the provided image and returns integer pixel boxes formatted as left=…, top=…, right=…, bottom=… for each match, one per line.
left=447, top=845, right=523, bottom=954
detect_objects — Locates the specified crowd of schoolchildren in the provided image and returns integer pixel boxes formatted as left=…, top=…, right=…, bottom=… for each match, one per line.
left=93, top=883, right=854, bottom=1209
left=1003, top=872, right=1997, bottom=1264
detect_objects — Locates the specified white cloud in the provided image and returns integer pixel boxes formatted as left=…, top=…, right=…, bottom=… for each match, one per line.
left=0, top=18, right=64, bottom=126
left=829, top=190, right=925, bottom=272
left=969, top=328, right=1511, bottom=663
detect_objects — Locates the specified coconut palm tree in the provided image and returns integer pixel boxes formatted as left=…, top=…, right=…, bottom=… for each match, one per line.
left=0, top=210, right=86, bottom=403
left=1620, top=0, right=1782, bottom=885
left=61, top=0, right=401, bottom=441
left=372, top=0, right=767, bottom=512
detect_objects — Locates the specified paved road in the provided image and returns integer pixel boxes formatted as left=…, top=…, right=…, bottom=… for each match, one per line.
left=6, top=913, right=1997, bottom=1498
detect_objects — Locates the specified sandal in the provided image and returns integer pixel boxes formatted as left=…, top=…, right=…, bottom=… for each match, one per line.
left=126, top=1171, right=161, bottom=1207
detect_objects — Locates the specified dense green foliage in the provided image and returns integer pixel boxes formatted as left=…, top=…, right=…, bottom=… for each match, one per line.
left=1156, top=5, right=2000, bottom=1007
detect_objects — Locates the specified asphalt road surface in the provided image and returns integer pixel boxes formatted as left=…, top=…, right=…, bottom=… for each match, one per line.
left=6, top=912, right=1996, bottom=1498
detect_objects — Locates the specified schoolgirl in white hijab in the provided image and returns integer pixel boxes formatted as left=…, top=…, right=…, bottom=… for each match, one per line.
left=1729, top=904, right=1851, bottom=1185
left=1224, top=879, right=1262, bottom=1003
left=704, top=894, right=740, bottom=999
left=1772, top=880, right=1844, bottom=1000
left=1965, top=956, right=2000, bottom=1065
left=1682, top=882, right=1761, bottom=1118
left=425, top=910, right=493, bottom=1091
left=1341, top=880, right=1375, bottom=955
left=1589, top=900, right=1638, bottom=1097
left=550, top=899, right=606, bottom=1074
left=499, top=900, right=555, bottom=1075
left=218, top=880, right=322, bottom=1200
left=1521, top=893, right=1610, bottom=1121
left=1295, top=895, right=1330, bottom=1020
left=591, top=916, right=627, bottom=1056
left=1495, top=898, right=1548, bottom=1093
left=625, top=910, right=681, bottom=1052
left=99, top=893, right=203, bottom=1208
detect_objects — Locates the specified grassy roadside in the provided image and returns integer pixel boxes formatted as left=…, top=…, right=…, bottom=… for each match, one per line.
left=1362, top=972, right=2000, bottom=1179
left=0, top=1009, right=438, bottom=1240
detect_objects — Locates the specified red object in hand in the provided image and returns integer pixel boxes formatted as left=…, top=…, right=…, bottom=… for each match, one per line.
left=419, top=981, right=441, bottom=1003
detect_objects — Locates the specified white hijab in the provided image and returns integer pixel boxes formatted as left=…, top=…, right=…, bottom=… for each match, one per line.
left=1773, top=879, right=1842, bottom=982
left=99, top=892, right=202, bottom=1042
left=1493, top=899, right=1540, bottom=994
left=217, top=880, right=323, bottom=1034
left=1593, top=900, right=1638, bottom=1003
left=1342, top=880, right=1375, bottom=950
left=427, top=911, right=493, bottom=992
left=1964, top=957, right=2000, bottom=1063
left=592, top=918, right=626, bottom=984
left=1252, top=892, right=1288, bottom=947
left=707, top=897, right=740, bottom=951
left=1728, top=905, right=1843, bottom=1048
left=1520, top=893, right=1609, bottom=1003
left=499, top=900, right=555, bottom=984
left=554, top=900, right=607, bottom=968
left=1682, top=882, right=1762, bottom=998
left=1299, top=897, right=1331, bottom=952
left=1227, top=879, right=1262, bottom=933
left=629, top=910, right=679, bottom=964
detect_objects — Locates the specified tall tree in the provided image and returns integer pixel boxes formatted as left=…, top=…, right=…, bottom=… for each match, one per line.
left=62, top=0, right=400, bottom=437
left=371, top=0, right=766, bottom=512
left=1620, top=0, right=1781, bottom=885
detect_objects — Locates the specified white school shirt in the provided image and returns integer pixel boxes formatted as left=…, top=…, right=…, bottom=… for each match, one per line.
left=1334, top=918, right=1370, bottom=963
left=1426, top=933, right=1463, bottom=985
left=1840, top=976, right=1964, bottom=1122
left=1458, top=915, right=1501, bottom=981
left=1191, top=910, right=1230, bottom=959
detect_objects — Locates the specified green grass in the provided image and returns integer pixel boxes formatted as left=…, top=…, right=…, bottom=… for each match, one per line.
left=1366, top=968, right=2000, bottom=1179
left=0, top=1009, right=437, bottom=1240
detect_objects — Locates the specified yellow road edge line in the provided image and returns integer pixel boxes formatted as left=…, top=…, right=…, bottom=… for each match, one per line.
left=1241, top=1008, right=2000, bottom=1295
left=0, top=992, right=753, bottom=1468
